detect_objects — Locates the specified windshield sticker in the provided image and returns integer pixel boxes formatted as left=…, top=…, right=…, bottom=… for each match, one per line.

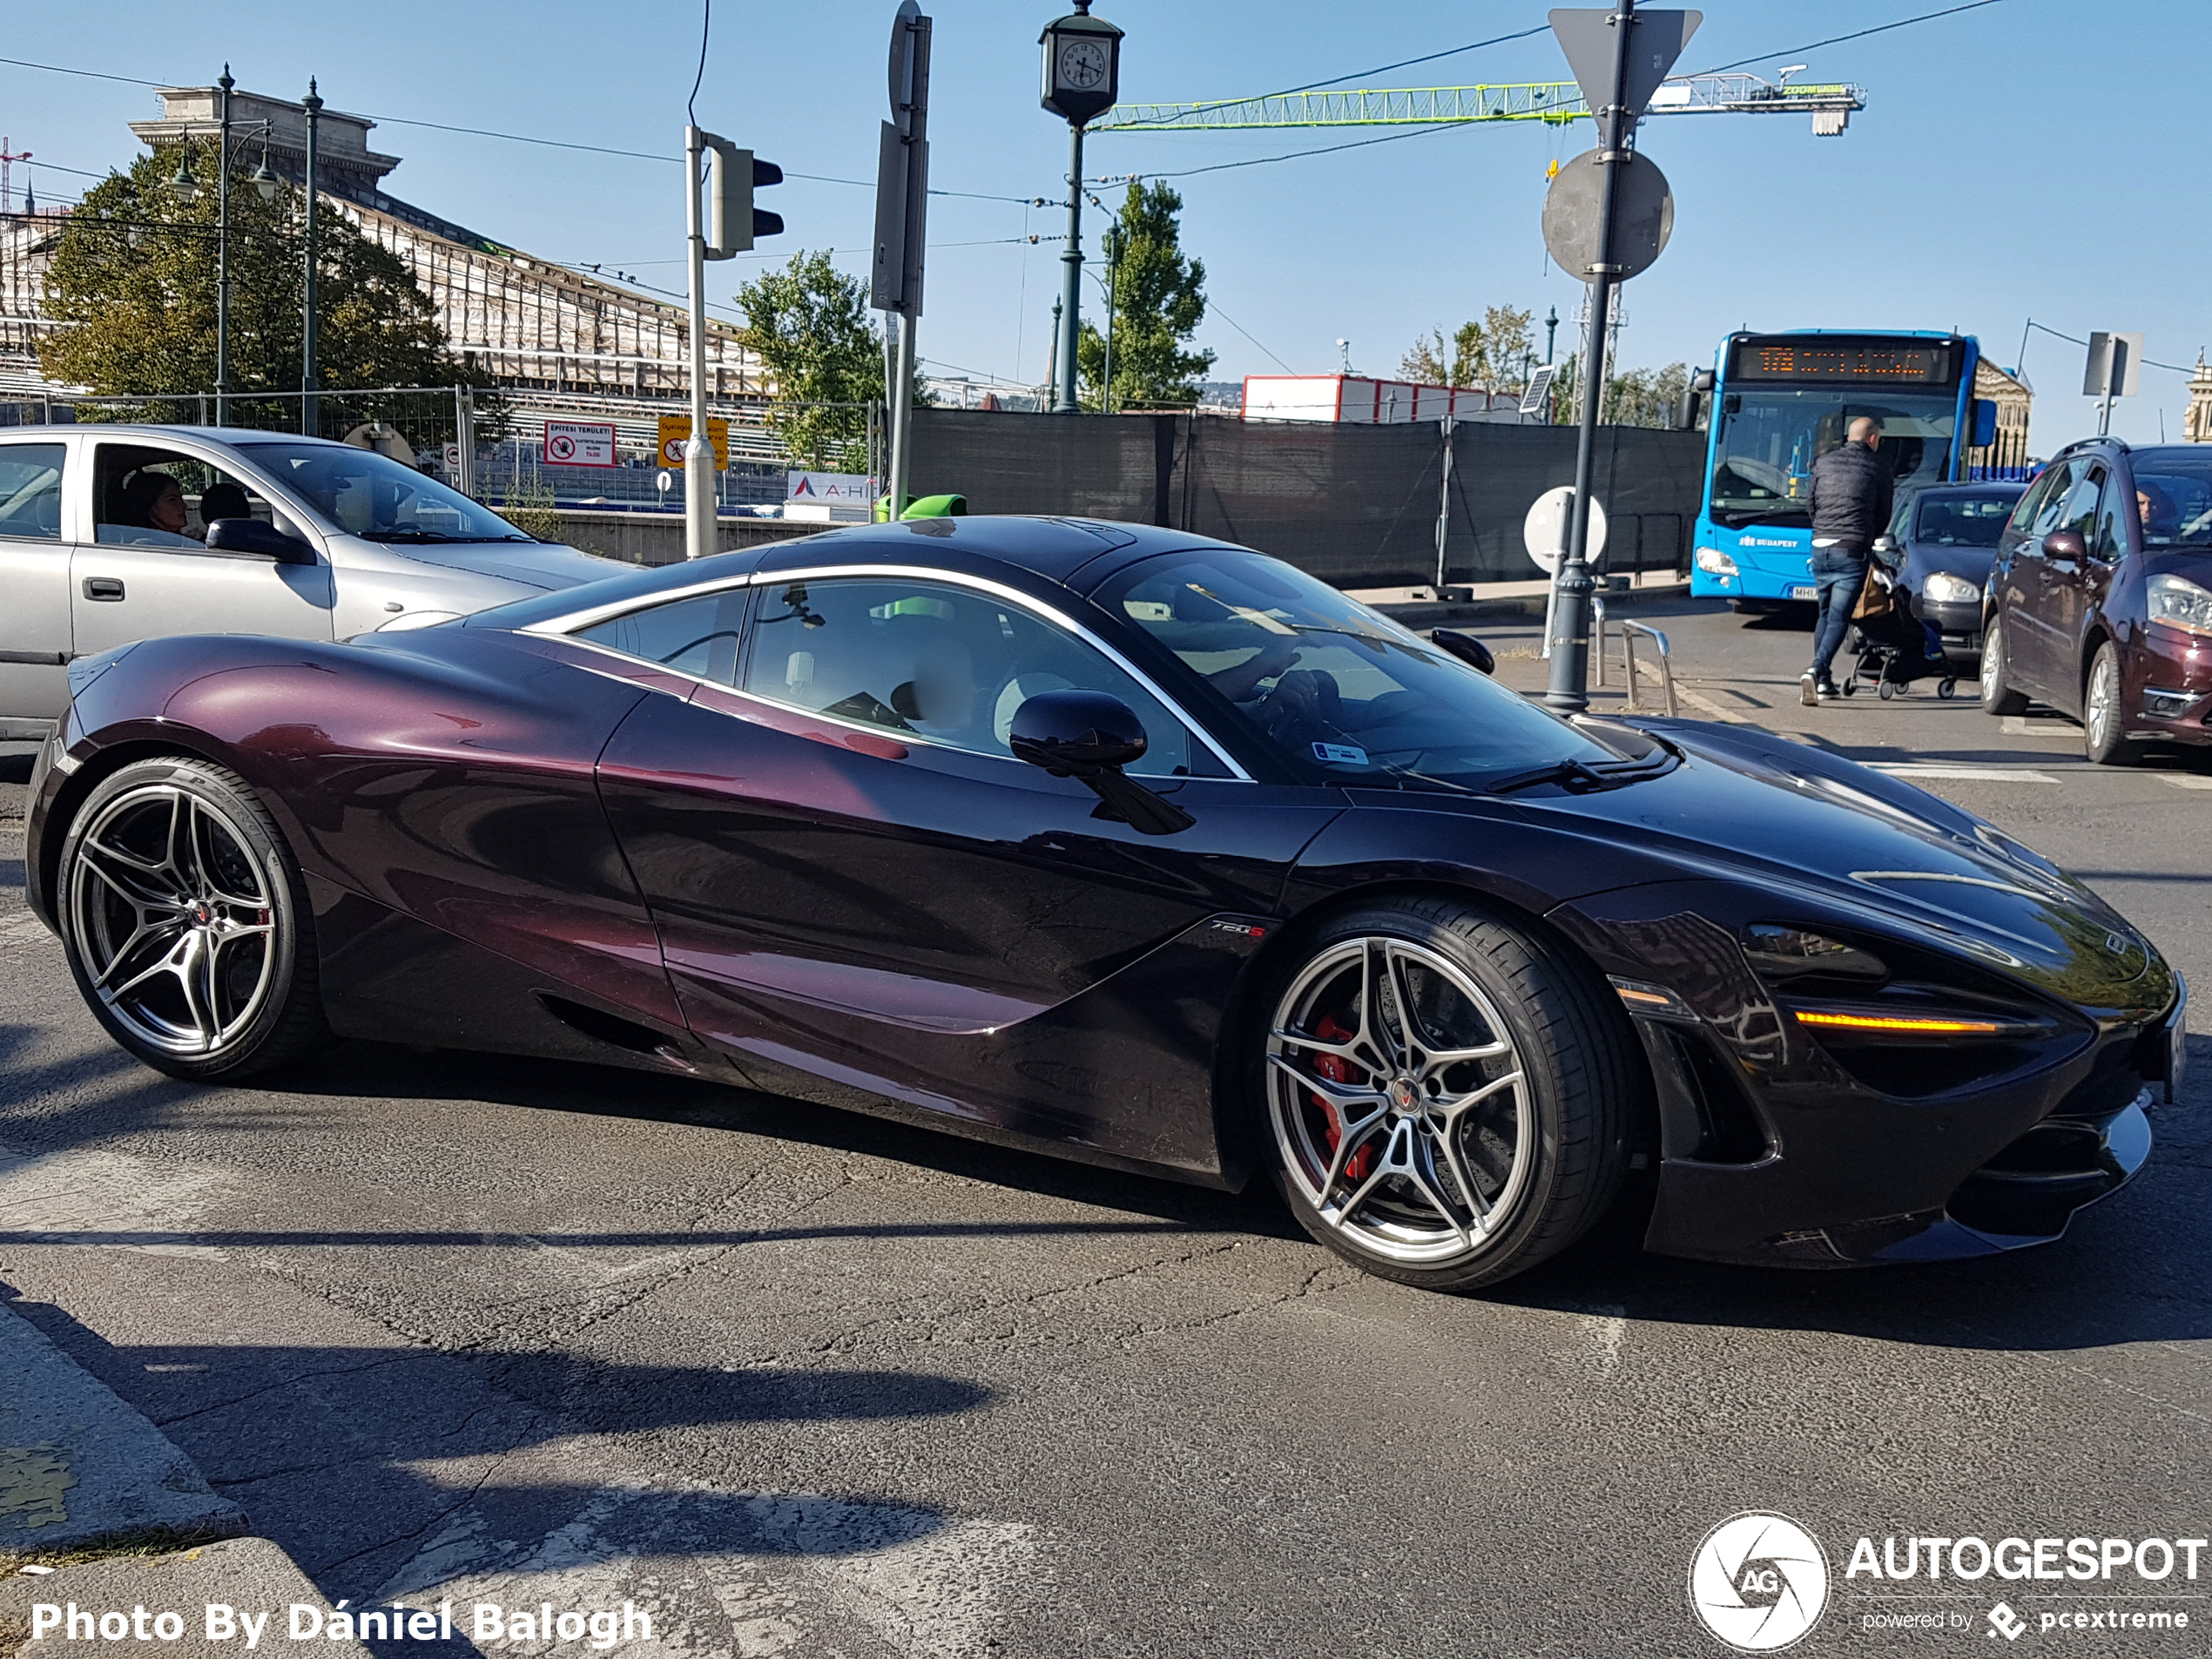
left=1313, top=742, right=1369, bottom=766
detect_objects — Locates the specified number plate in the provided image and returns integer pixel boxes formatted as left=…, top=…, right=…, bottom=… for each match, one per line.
left=1788, top=584, right=1817, bottom=601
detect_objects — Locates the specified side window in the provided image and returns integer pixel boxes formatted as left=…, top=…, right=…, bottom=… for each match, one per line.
left=2023, top=461, right=2083, bottom=540
left=741, top=577, right=1203, bottom=779
left=576, top=589, right=745, bottom=685
left=94, top=446, right=285, bottom=550
left=2056, top=468, right=2105, bottom=543
left=2093, top=479, right=2128, bottom=563
left=0, top=443, right=65, bottom=542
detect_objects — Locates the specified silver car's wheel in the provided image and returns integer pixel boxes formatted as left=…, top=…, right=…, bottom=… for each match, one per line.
left=57, top=758, right=329, bottom=1079
left=1268, top=935, right=1533, bottom=1267
left=1259, top=899, right=1635, bottom=1290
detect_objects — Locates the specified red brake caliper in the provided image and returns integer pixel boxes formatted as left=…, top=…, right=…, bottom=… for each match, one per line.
left=1311, top=1012, right=1376, bottom=1183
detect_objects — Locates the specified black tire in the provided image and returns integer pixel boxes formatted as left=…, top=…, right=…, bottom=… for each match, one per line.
left=1255, top=896, right=1638, bottom=1292
left=1979, top=617, right=2030, bottom=716
left=56, top=756, right=330, bottom=1081
left=2082, top=641, right=2136, bottom=766
left=1938, top=678, right=1959, bottom=700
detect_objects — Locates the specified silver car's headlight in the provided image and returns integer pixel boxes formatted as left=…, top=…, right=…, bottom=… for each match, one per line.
left=2147, top=572, right=2212, bottom=637
left=1923, top=571, right=1979, bottom=604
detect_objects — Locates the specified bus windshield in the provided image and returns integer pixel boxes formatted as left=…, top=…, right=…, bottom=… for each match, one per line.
left=1709, top=388, right=1959, bottom=529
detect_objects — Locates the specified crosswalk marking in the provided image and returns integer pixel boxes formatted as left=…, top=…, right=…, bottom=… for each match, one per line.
left=2159, top=774, right=2212, bottom=791
left=1869, top=764, right=2060, bottom=783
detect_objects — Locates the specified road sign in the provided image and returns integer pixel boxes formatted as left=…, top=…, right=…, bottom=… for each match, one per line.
left=1548, top=8, right=1702, bottom=129
left=2083, top=332, right=2143, bottom=398
left=1525, top=485, right=1608, bottom=576
left=1542, top=149, right=1673, bottom=280
left=658, top=415, right=729, bottom=471
left=543, top=420, right=617, bottom=468
left=873, top=3, right=933, bottom=315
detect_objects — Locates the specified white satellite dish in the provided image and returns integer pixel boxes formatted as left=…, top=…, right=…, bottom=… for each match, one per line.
left=1523, top=485, right=1608, bottom=577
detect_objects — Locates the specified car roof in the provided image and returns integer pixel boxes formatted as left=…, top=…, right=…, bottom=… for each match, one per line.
left=1910, top=481, right=2024, bottom=497
left=463, top=516, right=1260, bottom=633
left=0, top=423, right=358, bottom=449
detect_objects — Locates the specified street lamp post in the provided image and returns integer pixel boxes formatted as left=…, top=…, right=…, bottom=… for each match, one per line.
left=216, top=69, right=231, bottom=428
left=1099, top=221, right=1123, bottom=414
left=300, top=78, right=321, bottom=437
left=1039, top=3, right=1122, bottom=415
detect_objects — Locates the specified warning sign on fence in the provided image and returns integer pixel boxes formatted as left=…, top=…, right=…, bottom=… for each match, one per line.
left=543, top=420, right=617, bottom=468
left=658, top=415, right=730, bottom=471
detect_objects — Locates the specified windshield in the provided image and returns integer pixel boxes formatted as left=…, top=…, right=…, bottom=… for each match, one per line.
left=233, top=442, right=528, bottom=543
left=1096, top=550, right=1625, bottom=791
left=1709, top=388, right=1959, bottom=529
left=2129, top=455, right=2212, bottom=549
left=1912, top=491, right=2019, bottom=549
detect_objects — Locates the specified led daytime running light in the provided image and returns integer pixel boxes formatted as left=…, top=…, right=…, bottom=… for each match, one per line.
left=1793, top=1008, right=2006, bottom=1035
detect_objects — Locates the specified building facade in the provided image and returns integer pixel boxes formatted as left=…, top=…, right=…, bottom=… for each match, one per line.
left=1, top=84, right=760, bottom=402
left=2187, top=355, right=2212, bottom=444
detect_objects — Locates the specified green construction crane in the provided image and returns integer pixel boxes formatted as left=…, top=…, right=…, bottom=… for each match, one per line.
left=1093, top=71, right=1863, bottom=137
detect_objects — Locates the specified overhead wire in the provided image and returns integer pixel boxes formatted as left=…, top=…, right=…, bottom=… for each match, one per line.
left=2024, top=320, right=2195, bottom=376
left=1688, top=0, right=2011, bottom=76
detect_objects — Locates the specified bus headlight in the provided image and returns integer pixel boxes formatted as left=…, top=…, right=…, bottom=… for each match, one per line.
left=2148, top=573, right=2212, bottom=637
left=1695, top=547, right=1738, bottom=577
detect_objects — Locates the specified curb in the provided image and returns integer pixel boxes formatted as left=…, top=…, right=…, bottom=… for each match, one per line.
left=0, top=1302, right=243, bottom=1563
left=1375, top=582, right=1691, bottom=629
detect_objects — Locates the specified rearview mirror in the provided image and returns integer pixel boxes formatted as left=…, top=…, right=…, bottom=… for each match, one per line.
left=1430, top=628, right=1495, bottom=675
left=1010, top=689, right=1149, bottom=774
left=206, top=516, right=315, bottom=564
left=1010, top=690, right=1194, bottom=836
left=2040, top=529, right=2087, bottom=563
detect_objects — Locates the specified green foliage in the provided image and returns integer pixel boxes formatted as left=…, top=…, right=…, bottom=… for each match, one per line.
left=500, top=475, right=563, bottom=543
left=734, top=251, right=890, bottom=472
left=1550, top=355, right=1695, bottom=428
left=1399, top=306, right=1535, bottom=388
left=1076, top=182, right=1215, bottom=411
left=39, top=148, right=469, bottom=424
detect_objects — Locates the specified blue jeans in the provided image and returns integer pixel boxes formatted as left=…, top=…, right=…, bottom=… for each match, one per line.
left=1810, top=546, right=1867, bottom=683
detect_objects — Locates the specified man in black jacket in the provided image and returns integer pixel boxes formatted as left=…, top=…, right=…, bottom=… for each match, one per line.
left=1801, top=416, right=1894, bottom=705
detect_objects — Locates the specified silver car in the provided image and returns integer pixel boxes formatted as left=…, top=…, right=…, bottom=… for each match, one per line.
left=0, top=424, right=623, bottom=738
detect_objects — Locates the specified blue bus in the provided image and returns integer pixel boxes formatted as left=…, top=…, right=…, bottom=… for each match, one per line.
left=1688, top=331, right=2000, bottom=604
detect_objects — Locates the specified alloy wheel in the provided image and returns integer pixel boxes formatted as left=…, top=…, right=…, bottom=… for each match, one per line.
left=2086, top=652, right=2117, bottom=752
left=1266, top=935, right=1531, bottom=1266
left=64, top=784, right=278, bottom=1057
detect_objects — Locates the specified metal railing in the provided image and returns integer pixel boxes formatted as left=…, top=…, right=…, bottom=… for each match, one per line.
left=1593, top=597, right=1678, bottom=717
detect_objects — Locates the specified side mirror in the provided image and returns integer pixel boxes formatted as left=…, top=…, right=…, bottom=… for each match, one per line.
left=207, top=516, right=315, bottom=564
left=1009, top=690, right=1194, bottom=836
left=2040, top=529, right=2087, bottom=563
left=1430, top=628, right=1495, bottom=675
left=1010, top=689, right=1149, bottom=775
left=1973, top=397, right=1999, bottom=449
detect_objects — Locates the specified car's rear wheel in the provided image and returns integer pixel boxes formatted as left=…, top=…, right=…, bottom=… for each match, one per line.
left=1979, top=617, right=2029, bottom=716
left=1260, top=898, right=1634, bottom=1291
left=2083, top=642, right=2135, bottom=765
left=57, top=757, right=330, bottom=1080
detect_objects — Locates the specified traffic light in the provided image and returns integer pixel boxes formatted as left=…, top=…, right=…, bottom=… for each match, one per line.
left=705, top=139, right=783, bottom=258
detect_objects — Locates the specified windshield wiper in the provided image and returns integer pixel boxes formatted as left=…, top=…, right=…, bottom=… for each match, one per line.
left=1486, top=745, right=1677, bottom=796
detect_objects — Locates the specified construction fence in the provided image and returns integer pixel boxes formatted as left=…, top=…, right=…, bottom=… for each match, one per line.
left=907, top=410, right=1706, bottom=589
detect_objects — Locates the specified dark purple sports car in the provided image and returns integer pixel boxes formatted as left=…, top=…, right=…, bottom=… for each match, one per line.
left=24, top=517, right=2186, bottom=1291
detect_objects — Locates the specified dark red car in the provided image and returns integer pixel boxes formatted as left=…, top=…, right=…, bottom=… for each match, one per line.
left=1980, top=440, right=2212, bottom=762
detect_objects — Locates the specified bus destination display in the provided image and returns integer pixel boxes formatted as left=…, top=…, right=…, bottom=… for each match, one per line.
left=1729, top=337, right=1955, bottom=385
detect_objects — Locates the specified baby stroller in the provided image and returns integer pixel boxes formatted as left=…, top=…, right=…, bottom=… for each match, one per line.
left=1840, top=539, right=1959, bottom=701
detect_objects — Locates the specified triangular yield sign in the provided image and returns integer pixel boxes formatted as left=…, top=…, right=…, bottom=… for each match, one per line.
left=1548, top=8, right=1702, bottom=128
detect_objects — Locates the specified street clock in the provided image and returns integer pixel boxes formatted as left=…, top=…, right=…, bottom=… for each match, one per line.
left=1040, top=3, right=1123, bottom=127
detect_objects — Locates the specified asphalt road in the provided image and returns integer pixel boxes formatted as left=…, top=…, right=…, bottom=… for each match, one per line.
left=3, top=600, right=2209, bottom=1659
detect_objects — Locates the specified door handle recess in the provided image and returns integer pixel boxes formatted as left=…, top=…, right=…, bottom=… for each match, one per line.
left=82, top=577, right=125, bottom=601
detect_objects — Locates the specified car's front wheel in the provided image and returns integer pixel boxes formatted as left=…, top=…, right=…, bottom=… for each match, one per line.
left=2083, top=641, right=2135, bottom=765
left=1980, top=617, right=2029, bottom=716
left=1259, top=898, right=1635, bottom=1291
left=57, top=756, right=330, bottom=1080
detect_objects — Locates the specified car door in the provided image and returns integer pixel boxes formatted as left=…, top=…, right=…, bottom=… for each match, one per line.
left=1996, top=458, right=2085, bottom=698
left=0, top=437, right=74, bottom=729
left=71, top=439, right=334, bottom=659
left=588, top=568, right=1344, bottom=1176
left=2027, top=465, right=2109, bottom=716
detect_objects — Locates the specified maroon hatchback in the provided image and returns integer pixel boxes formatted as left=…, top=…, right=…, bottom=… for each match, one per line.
left=1980, top=439, right=2212, bottom=763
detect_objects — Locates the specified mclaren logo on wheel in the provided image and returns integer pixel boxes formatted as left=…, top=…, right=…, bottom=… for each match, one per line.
left=1689, top=1513, right=1831, bottom=1650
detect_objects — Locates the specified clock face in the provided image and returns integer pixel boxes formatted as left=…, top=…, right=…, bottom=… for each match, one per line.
left=1058, top=38, right=1109, bottom=91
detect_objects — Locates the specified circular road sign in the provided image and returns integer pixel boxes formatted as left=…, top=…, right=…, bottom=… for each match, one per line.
left=549, top=434, right=577, bottom=462
left=1523, top=484, right=1608, bottom=576
left=1541, top=149, right=1674, bottom=282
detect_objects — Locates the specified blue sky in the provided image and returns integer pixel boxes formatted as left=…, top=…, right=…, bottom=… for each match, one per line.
left=4, top=0, right=2205, bottom=454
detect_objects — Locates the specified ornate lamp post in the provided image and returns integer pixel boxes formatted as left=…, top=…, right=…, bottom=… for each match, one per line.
left=1039, top=2, right=1121, bottom=415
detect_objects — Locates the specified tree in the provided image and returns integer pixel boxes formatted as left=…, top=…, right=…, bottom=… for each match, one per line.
left=39, top=147, right=461, bottom=417
left=1547, top=356, right=1696, bottom=428
left=1077, top=182, right=1215, bottom=410
left=1399, top=306, right=1535, bottom=388
left=735, top=251, right=890, bottom=471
